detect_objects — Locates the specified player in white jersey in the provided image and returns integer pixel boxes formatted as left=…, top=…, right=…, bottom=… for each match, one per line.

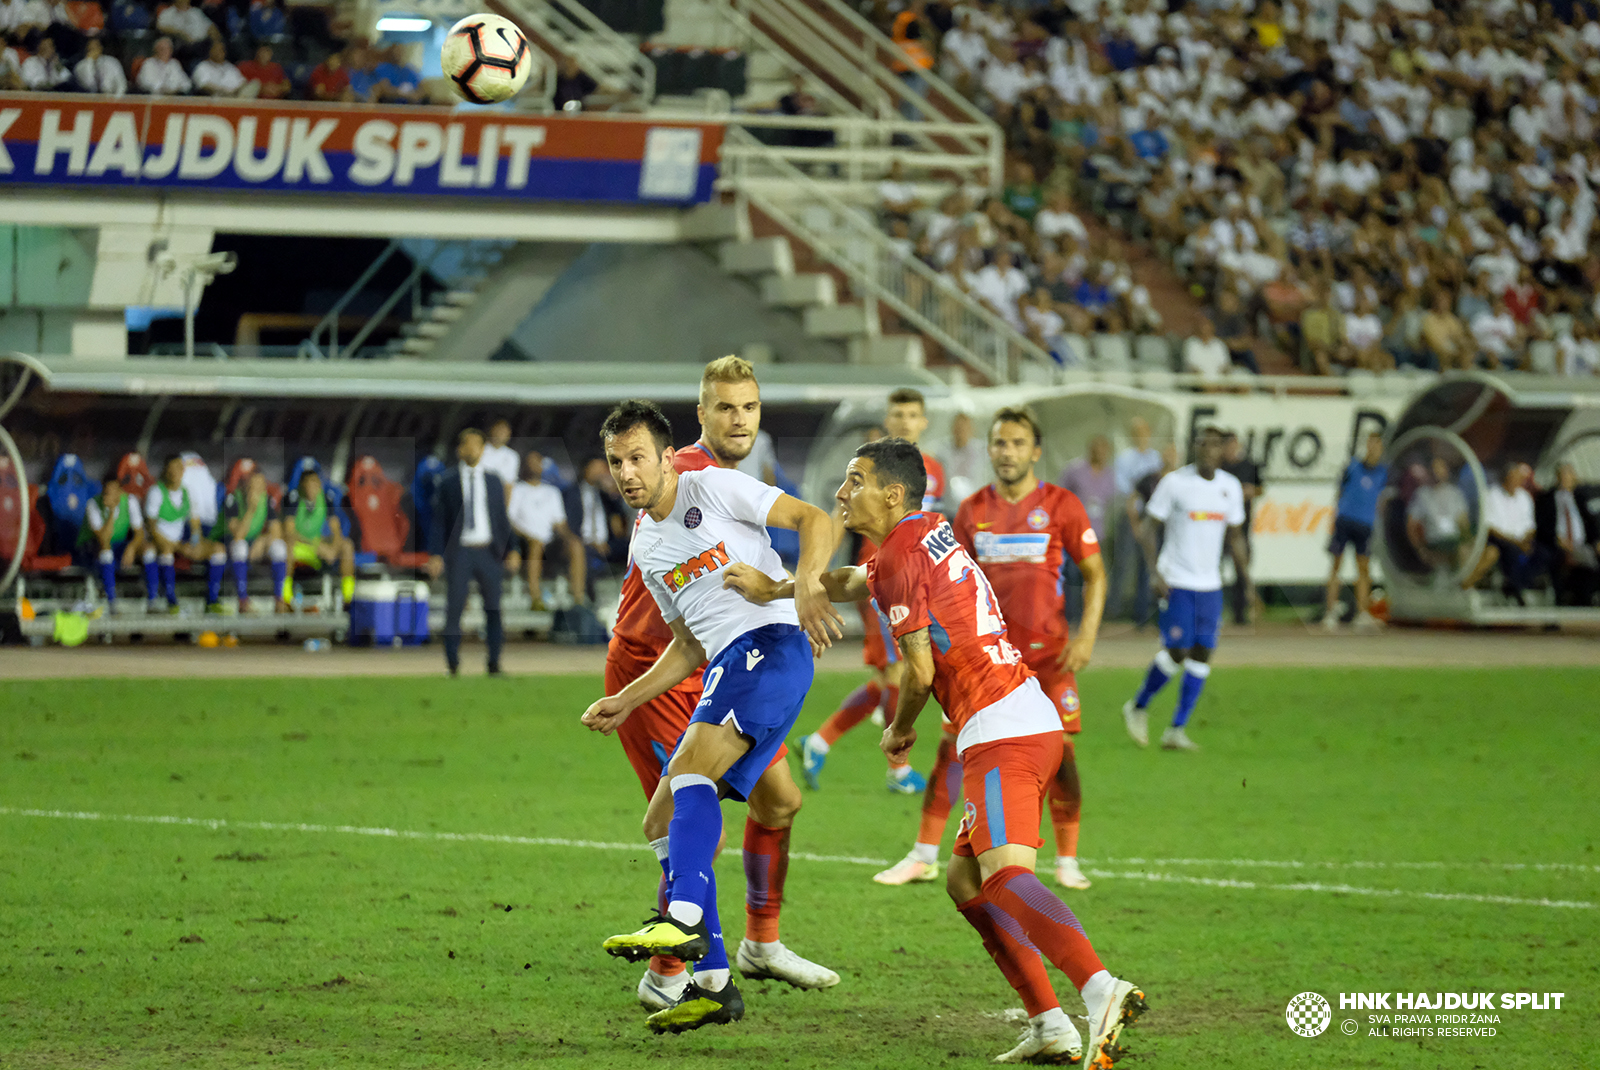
left=581, top=400, right=843, bottom=1035
left=1122, top=427, right=1251, bottom=751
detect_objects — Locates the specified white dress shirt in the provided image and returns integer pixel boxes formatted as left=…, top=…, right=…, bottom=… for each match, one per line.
left=138, top=56, right=192, bottom=95
left=76, top=54, right=128, bottom=95
left=458, top=462, right=491, bottom=547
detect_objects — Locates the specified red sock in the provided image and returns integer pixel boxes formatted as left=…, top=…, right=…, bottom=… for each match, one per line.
left=981, top=865, right=1105, bottom=990
left=882, top=685, right=907, bottom=769
left=742, top=819, right=789, bottom=944
left=650, top=873, right=686, bottom=977
left=817, top=682, right=881, bottom=746
left=956, top=895, right=1059, bottom=1017
left=917, top=735, right=961, bottom=846
left=1049, top=740, right=1081, bottom=858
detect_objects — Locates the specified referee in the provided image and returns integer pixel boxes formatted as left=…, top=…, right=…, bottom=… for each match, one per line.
left=427, top=428, right=513, bottom=676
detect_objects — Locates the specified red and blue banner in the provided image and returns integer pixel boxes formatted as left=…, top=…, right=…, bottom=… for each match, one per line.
left=0, top=95, right=722, bottom=204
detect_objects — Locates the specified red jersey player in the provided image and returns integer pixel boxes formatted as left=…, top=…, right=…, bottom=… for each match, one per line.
left=875, top=406, right=1107, bottom=892
left=724, top=437, right=1144, bottom=1068
left=797, top=388, right=946, bottom=795
left=602, top=357, right=838, bottom=1009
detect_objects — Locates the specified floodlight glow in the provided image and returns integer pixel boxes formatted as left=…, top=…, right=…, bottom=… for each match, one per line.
left=376, top=15, right=432, bottom=32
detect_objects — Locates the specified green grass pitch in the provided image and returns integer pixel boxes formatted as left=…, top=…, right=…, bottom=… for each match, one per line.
left=2, top=667, right=1596, bottom=1068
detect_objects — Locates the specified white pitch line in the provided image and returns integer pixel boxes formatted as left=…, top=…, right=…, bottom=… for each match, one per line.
left=1091, top=855, right=1600, bottom=875
left=3, top=806, right=1593, bottom=910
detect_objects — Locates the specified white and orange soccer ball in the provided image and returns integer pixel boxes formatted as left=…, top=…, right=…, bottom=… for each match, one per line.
left=441, top=13, right=533, bottom=104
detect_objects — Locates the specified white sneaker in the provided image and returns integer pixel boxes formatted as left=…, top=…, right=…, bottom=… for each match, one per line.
left=1353, top=611, right=1384, bottom=631
left=1083, top=978, right=1146, bottom=1068
left=994, top=1016, right=1083, bottom=1064
left=637, top=969, right=690, bottom=1011
left=873, top=854, right=940, bottom=886
left=1321, top=613, right=1342, bottom=632
left=1122, top=701, right=1148, bottom=748
left=735, top=939, right=840, bottom=989
left=1055, top=857, right=1092, bottom=890
left=869, top=706, right=886, bottom=727
left=1161, top=726, right=1200, bottom=751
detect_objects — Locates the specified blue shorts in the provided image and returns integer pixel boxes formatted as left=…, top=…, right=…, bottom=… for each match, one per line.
left=1328, top=516, right=1373, bottom=558
left=1159, top=587, right=1224, bottom=650
left=677, top=622, right=814, bottom=802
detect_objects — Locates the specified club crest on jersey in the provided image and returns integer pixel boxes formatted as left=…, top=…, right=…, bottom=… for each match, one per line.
left=683, top=507, right=703, bottom=529
left=1027, top=507, right=1049, bottom=530
left=921, top=522, right=959, bottom=563
left=663, top=541, right=730, bottom=592
left=1061, top=689, right=1080, bottom=714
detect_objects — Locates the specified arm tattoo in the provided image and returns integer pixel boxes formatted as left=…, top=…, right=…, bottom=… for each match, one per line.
left=897, top=628, right=931, bottom=657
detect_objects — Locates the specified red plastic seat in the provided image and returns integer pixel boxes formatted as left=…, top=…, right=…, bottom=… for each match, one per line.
left=224, top=457, right=284, bottom=506
left=347, top=456, right=430, bottom=568
left=116, top=451, right=155, bottom=499
left=23, top=488, right=71, bottom=572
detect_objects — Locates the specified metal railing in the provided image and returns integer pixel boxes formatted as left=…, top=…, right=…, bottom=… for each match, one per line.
left=720, top=127, right=1050, bottom=384
left=715, top=113, right=1000, bottom=193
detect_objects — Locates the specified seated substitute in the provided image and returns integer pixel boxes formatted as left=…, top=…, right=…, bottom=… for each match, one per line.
left=506, top=450, right=586, bottom=610
left=79, top=475, right=152, bottom=607
left=283, top=470, right=356, bottom=605
left=144, top=454, right=227, bottom=612
left=220, top=469, right=287, bottom=611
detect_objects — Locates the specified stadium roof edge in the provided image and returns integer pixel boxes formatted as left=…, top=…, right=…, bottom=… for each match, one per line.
left=5, top=354, right=950, bottom=405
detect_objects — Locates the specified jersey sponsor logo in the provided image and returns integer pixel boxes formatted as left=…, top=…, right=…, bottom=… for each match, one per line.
left=663, top=540, right=731, bottom=592
left=1187, top=510, right=1228, bottom=521
left=888, top=603, right=910, bottom=627
left=973, top=530, right=1049, bottom=564
left=683, top=506, right=702, bottom=529
left=920, top=522, right=960, bottom=563
left=1082, top=528, right=1100, bottom=545
left=1027, top=507, right=1049, bottom=530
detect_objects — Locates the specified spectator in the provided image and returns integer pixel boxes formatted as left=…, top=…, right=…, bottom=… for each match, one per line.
left=282, top=469, right=356, bottom=606
left=734, top=427, right=778, bottom=486
left=1407, top=455, right=1472, bottom=576
left=479, top=417, right=520, bottom=496
left=20, top=35, right=71, bottom=89
left=1421, top=289, right=1472, bottom=371
left=75, top=36, right=126, bottom=95
left=373, top=42, right=425, bottom=104
left=346, top=45, right=379, bottom=102
left=1211, top=290, right=1261, bottom=375
left=878, top=158, right=920, bottom=224
left=1220, top=431, right=1261, bottom=626
left=137, top=37, right=193, bottom=95
left=1550, top=462, right=1599, bottom=606
left=553, top=52, right=597, bottom=111
left=1058, top=433, right=1115, bottom=541
left=939, top=411, right=984, bottom=506
left=570, top=455, right=628, bottom=581
left=237, top=43, right=289, bottom=99
left=1465, top=463, right=1546, bottom=603
left=155, top=0, right=212, bottom=59
left=106, top=0, right=150, bottom=36
left=1382, top=289, right=1429, bottom=369
left=1469, top=296, right=1523, bottom=371
left=1340, top=295, right=1391, bottom=372
left=1182, top=317, right=1232, bottom=380
left=309, top=48, right=352, bottom=102
left=505, top=450, right=584, bottom=611
left=967, top=247, right=1030, bottom=329
left=426, top=428, right=512, bottom=677
left=1033, top=188, right=1088, bottom=245
left=191, top=38, right=246, bottom=97
left=1110, top=416, right=1162, bottom=624
left=1559, top=321, right=1600, bottom=377
left=1324, top=431, right=1386, bottom=630
left=2, top=0, right=50, bottom=48
left=247, top=0, right=287, bottom=41
left=1299, top=282, right=1342, bottom=376
left=0, top=34, right=22, bottom=90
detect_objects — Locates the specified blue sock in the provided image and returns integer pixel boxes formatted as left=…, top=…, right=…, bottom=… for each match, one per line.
left=98, top=555, right=117, bottom=602
left=270, top=558, right=288, bottom=601
left=206, top=558, right=224, bottom=604
left=232, top=557, right=249, bottom=600
left=695, top=871, right=729, bottom=975
left=160, top=563, right=177, bottom=604
left=666, top=775, right=721, bottom=924
left=144, top=559, right=159, bottom=600
left=1172, top=660, right=1211, bottom=727
left=1134, top=649, right=1180, bottom=709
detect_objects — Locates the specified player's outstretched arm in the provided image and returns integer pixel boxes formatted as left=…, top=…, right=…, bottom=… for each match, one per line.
left=766, top=493, right=848, bottom=652
left=723, top=563, right=869, bottom=604
left=1062, top=550, right=1106, bottom=672
left=580, top=618, right=707, bottom=736
left=881, top=628, right=935, bottom=764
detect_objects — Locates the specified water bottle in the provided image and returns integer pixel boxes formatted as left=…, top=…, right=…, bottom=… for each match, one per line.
left=303, top=638, right=329, bottom=653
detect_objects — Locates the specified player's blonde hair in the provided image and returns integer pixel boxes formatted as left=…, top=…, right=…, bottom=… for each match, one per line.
left=700, top=355, right=758, bottom=407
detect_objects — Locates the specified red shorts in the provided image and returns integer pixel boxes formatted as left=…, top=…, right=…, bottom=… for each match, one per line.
left=953, top=731, right=1065, bottom=858
left=1024, top=650, right=1080, bottom=734
left=605, top=636, right=788, bottom=799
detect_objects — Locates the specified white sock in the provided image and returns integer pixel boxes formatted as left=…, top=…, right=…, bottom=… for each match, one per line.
left=1056, top=855, right=1075, bottom=868
left=649, top=836, right=670, bottom=863
left=808, top=735, right=830, bottom=754
left=647, top=967, right=687, bottom=988
left=890, top=764, right=913, bottom=780
left=1081, top=969, right=1115, bottom=1004
left=666, top=901, right=703, bottom=928
left=752, top=939, right=782, bottom=955
left=909, top=842, right=939, bottom=865
left=1033, top=1006, right=1069, bottom=1034
left=696, top=967, right=730, bottom=992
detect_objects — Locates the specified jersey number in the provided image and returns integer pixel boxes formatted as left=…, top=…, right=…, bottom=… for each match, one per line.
left=947, top=548, right=1005, bottom=637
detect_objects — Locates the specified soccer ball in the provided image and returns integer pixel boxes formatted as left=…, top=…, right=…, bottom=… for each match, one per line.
left=441, top=13, right=533, bottom=104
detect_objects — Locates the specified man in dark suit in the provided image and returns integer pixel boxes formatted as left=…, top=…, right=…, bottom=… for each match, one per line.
left=427, top=428, right=513, bottom=675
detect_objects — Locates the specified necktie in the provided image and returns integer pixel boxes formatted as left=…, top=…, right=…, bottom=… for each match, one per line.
left=465, top=469, right=475, bottom=536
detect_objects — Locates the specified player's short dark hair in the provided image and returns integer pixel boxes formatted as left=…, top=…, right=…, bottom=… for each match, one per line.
left=855, top=436, right=927, bottom=508
left=600, top=400, right=673, bottom=455
left=161, top=454, right=184, bottom=473
left=457, top=427, right=485, bottom=446
left=990, top=405, right=1043, bottom=445
left=887, top=387, right=926, bottom=410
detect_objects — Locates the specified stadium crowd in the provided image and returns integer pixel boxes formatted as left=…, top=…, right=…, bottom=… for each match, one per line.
left=0, top=0, right=430, bottom=103
left=869, top=0, right=1600, bottom=377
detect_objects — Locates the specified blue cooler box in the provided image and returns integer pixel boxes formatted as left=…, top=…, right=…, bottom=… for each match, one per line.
left=396, top=581, right=430, bottom=645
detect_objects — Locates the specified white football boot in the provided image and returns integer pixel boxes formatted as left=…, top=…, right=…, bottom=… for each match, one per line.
left=1054, top=857, right=1092, bottom=890
left=637, top=969, right=691, bottom=1011
left=735, top=939, right=840, bottom=989
left=872, top=854, right=940, bottom=885
left=1121, top=701, right=1148, bottom=748
left=994, top=1012, right=1083, bottom=1064
left=1160, top=726, right=1200, bottom=751
left=1083, top=976, right=1147, bottom=1068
